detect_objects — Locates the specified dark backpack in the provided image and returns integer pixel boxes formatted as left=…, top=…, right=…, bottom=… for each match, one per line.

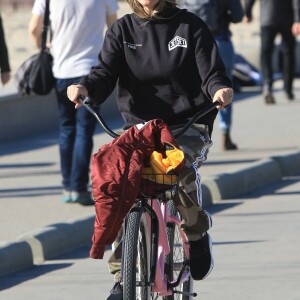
left=182, top=0, right=218, bottom=32
left=14, top=0, right=54, bottom=96
left=15, top=49, right=54, bottom=96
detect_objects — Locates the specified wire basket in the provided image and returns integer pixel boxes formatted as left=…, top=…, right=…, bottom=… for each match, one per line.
left=139, top=172, right=179, bottom=201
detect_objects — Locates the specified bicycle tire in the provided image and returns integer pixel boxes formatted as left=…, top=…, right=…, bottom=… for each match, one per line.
left=164, top=200, right=193, bottom=300
left=123, top=207, right=151, bottom=300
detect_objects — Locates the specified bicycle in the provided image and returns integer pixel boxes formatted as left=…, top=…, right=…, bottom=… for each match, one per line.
left=79, top=96, right=220, bottom=299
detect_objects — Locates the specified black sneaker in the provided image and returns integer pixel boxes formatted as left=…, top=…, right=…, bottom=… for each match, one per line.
left=286, top=91, right=294, bottom=101
left=264, top=93, right=275, bottom=104
left=189, top=233, right=213, bottom=280
left=107, top=282, right=123, bottom=300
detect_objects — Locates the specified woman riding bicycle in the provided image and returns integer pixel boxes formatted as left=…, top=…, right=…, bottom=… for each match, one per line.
left=67, top=0, right=233, bottom=297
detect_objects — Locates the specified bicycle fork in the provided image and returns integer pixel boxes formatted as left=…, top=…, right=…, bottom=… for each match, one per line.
left=145, top=199, right=172, bottom=296
left=146, top=199, right=195, bottom=297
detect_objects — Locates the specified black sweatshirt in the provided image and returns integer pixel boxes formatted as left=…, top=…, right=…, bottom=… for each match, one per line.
left=80, top=5, right=232, bottom=131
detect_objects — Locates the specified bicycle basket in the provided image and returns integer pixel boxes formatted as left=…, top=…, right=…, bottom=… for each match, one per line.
left=140, top=170, right=179, bottom=200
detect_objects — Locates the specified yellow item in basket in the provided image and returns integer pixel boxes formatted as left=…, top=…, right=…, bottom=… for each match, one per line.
left=142, top=144, right=185, bottom=185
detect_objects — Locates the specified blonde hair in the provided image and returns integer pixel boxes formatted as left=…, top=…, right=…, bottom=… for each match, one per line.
left=127, top=0, right=178, bottom=19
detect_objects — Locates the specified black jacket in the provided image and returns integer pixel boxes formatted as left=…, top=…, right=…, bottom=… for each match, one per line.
left=0, top=15, right=10, bottom=74
left=81, top=6, right=232, bottom=131
left=295, top=0, right=300, bottom=21
left=244, top=0, right=300, bottom=27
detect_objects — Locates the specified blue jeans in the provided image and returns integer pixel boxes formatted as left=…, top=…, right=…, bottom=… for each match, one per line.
left=214, top=35, right=234, bottom=133
left=55, top=77, right=98, bottom=192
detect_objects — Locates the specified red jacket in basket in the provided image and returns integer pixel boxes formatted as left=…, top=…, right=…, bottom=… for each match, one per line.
left=90, top=119, right=185, bottom=259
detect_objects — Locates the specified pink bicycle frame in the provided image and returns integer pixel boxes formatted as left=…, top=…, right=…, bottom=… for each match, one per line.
left=146, top=198, right=190, bottom=297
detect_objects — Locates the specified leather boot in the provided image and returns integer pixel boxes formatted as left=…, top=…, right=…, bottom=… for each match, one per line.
left=222, top=131, right=238, bottom=151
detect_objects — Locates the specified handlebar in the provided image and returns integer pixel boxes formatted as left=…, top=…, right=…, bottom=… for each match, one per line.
left=78, top=96, right=120, bottom=138
left=78, top=96, right=221, bottom=139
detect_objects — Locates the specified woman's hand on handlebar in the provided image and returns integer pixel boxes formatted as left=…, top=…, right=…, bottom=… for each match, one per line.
left=213, top=87, right=234, bottom=110
left=67, top=84, right=89, bottom=109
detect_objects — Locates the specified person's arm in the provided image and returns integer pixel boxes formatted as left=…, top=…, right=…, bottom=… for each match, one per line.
left=193, top=20, right=233, bottom=109
left=212, top=87, right=234, bottom=109
left=28, top=14, right=44, bottom=49
left=243, top=0, right=256, bottom=23
left=292, top=0, right=300, bottom=35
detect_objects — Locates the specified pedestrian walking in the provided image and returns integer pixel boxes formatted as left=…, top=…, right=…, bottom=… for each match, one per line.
left=213, top=0, right=244, bottom=150
left=181, top=0, right=244, bottom=150
left=28, top=0, right=118, bottom=205
left=244, top=0, right=300, bottom=104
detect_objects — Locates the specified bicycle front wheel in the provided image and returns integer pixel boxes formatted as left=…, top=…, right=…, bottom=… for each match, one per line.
left=164, top=200, right=193, bottom=300
left=123, top=206, right=151, bottom=300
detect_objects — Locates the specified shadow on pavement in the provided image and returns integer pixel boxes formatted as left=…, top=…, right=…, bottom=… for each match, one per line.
left=207, top=201, right=243, bottom=215
left=205, top=159, right=256, bottom=166
left=0, top=162, right=54, bottom=169
left=0, top=247, right=94, bottom=291
left=0, top=185, right=63, bottom=198
left=0, top=117, right=124, bottom=156
left=213, top=240, right=266, bottom=245
left=242, top=176, right=300, bottom=199
left=0, top=169, right=60, bottom=178
left=0, top=131, right=59, bottom=156
left=0, top=262, right=73, bottom=292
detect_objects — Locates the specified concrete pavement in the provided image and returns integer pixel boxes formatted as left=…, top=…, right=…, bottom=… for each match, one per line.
left=1, top=0, right=300, bottom=279
left=1, top=178, right=300, bottom=300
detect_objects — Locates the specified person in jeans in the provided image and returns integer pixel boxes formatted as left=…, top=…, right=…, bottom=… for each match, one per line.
left=0, top=14, right=11, bottom=86
left=213, top=0, right=244, bottom=150
left=244, top=0, right=300, bottom=104
left=181, top=0, right=243, bottom=150
left=28, top=0, right=118, bottom=205
left=67, top=0, right=233, bottom=297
